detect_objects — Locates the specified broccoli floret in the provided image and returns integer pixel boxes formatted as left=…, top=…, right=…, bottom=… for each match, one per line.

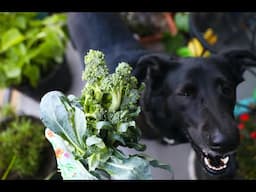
left=82, top=49, right=109, bottom=83
left=101, top=62, right=134, bottom=112
left=80, top=49, right=144, bottom=149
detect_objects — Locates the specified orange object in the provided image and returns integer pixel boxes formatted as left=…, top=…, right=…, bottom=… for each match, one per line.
left=139, top=33, right=163, bottom=44
left=163, top=12, right=177, bottom=36
left=55, top=148, right=64, bottom=159
left=46, top=129, right=55, bottom=138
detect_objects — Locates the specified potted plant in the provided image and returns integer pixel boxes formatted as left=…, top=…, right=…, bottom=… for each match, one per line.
left=120, top=12, right=215, bottom=57
left=120, top=12, right=173, bottom=51
left=0, top=12, right=72, bottom=101
left=0, top=104, right=57, bottom=179
left=40, top=50, right=172, bottom=180
left=120, top=13, right=185, bottom=49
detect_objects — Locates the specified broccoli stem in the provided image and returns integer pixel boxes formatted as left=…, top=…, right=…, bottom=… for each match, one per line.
left=108, top=90, right=122, bottom=112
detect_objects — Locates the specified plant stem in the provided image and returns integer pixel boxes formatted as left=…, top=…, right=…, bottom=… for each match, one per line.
left=1, top=155, right=16, bottom=180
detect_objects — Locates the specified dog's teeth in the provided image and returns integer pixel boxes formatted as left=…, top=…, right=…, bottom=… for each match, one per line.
left=221, top=156, right=229, bottom=165
left=204, top=157, right=210, bottom=167
left=203, top=157, right=227, bottom=171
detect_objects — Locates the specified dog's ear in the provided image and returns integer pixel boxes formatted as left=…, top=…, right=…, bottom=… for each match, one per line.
left=134, top=53, right=178, bottom=93
left=220, top=49, right=256, bottom=84
left=134, top=53, right=177, bottom=87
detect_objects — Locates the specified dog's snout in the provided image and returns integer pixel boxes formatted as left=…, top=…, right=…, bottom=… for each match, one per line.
left=209, top=133, right=226, bottom=150
left=209, top=129, right=240, bottom=154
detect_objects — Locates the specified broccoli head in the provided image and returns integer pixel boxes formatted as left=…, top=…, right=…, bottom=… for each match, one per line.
left=81, top=49, right=145, bottom=150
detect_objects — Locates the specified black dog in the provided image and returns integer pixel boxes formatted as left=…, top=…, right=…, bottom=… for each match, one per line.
left=67, top=12, right=255, bottom=179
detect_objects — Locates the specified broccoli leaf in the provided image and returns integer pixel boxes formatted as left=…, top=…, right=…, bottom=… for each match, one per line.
left=102, top=155, right=152, bottom=180
left=40, top=91, right=85, bottom=156
left=45, top=128, right=97, bottom=180
left=74, top=106, right=87, bottom=148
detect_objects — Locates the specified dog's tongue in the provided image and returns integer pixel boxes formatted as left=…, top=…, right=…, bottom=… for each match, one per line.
left=209, top=156, right=223, bottom=167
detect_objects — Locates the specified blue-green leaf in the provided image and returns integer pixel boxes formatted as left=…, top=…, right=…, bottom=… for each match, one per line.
left=87, top=153, right=99, bottom=172
left=118, top=121, right=135, bottom=133
left=137, top=153, right=172, bottom=175
left=40, top=91, right=84, bottom=155
left=86, top=135, right=105, bottom=149
left=103, top=155, right=152, bottom=180
left=96, top=121, right=112, bottom=130
left=87, top=148, right=111, bottom=172
left=45, top=128, right=97, bottom=180
left=67, top=94, right=83, bottom=109
left=74, top=106, right=87, bottom=147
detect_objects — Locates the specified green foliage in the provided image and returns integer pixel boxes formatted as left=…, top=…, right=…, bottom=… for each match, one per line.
left=176, top=47, right=193, bottom=57
left=40, top=50, right=171, bottom=180
left=162, top=32, right=186, bottom=55
left=236, top=110, right=256, bottom=179
left=174, top=12, right=189, bottom=33
left=0, top=104, right=16, bottom=121
left=0, top=12, right=68, bottom=88
left=0, top=105, right=47, bottom=178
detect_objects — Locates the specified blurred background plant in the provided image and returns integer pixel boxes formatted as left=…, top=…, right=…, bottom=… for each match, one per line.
left=235, top=90, right=256, bottom=179
left=121, top=12, right=217, bottom=57
left=0, top=12, right=68, bottom=88
left=0, top=104, right=55, bottom=179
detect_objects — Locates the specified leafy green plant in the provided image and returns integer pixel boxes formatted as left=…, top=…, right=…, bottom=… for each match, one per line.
left=0, top=104, right=49, bottom=179
left=40, top=50, right=172, bottom=180
left=0, top=12, right=68, bottom=88
left=0, top=104, right=15, bottom=122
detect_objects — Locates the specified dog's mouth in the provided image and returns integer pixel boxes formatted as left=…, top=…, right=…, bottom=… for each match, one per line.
left=184, top=129, right=237, bottom=177
left=195, top=147, right=238, bottom=178
left=202, top=153, right=230, bottom=174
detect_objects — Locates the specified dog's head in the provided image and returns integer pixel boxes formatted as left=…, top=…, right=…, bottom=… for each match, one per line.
left=134, top=49, right=256, bottom=178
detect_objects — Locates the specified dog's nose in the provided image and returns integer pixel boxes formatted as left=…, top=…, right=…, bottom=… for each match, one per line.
left=209, top=129, right=239, bottom=153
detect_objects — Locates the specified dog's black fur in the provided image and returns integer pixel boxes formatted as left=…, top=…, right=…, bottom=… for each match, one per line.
left=67, top=12, right=256, bottom=179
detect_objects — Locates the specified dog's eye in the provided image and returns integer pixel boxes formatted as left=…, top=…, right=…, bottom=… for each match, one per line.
left=178, top=86, right=196, bottom=97
left=220, top=84, right=233, bottom=96
left=216, top=78, right=234, bottom=97
left=179, top=91, right=191, bottom=96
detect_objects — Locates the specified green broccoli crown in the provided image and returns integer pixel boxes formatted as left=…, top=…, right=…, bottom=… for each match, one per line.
left=82, top=49, right=109, bottom=84
left=80, top=49, right=145, bottom=150
left=101, top=62, right=134, bottom=113
left=82, top=49, right=143, bottom=114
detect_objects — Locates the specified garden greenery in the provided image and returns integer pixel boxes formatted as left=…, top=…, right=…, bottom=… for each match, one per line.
left=0, top=104, right=47, bottom=178
left=0, top=12, right=68, bottom=88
